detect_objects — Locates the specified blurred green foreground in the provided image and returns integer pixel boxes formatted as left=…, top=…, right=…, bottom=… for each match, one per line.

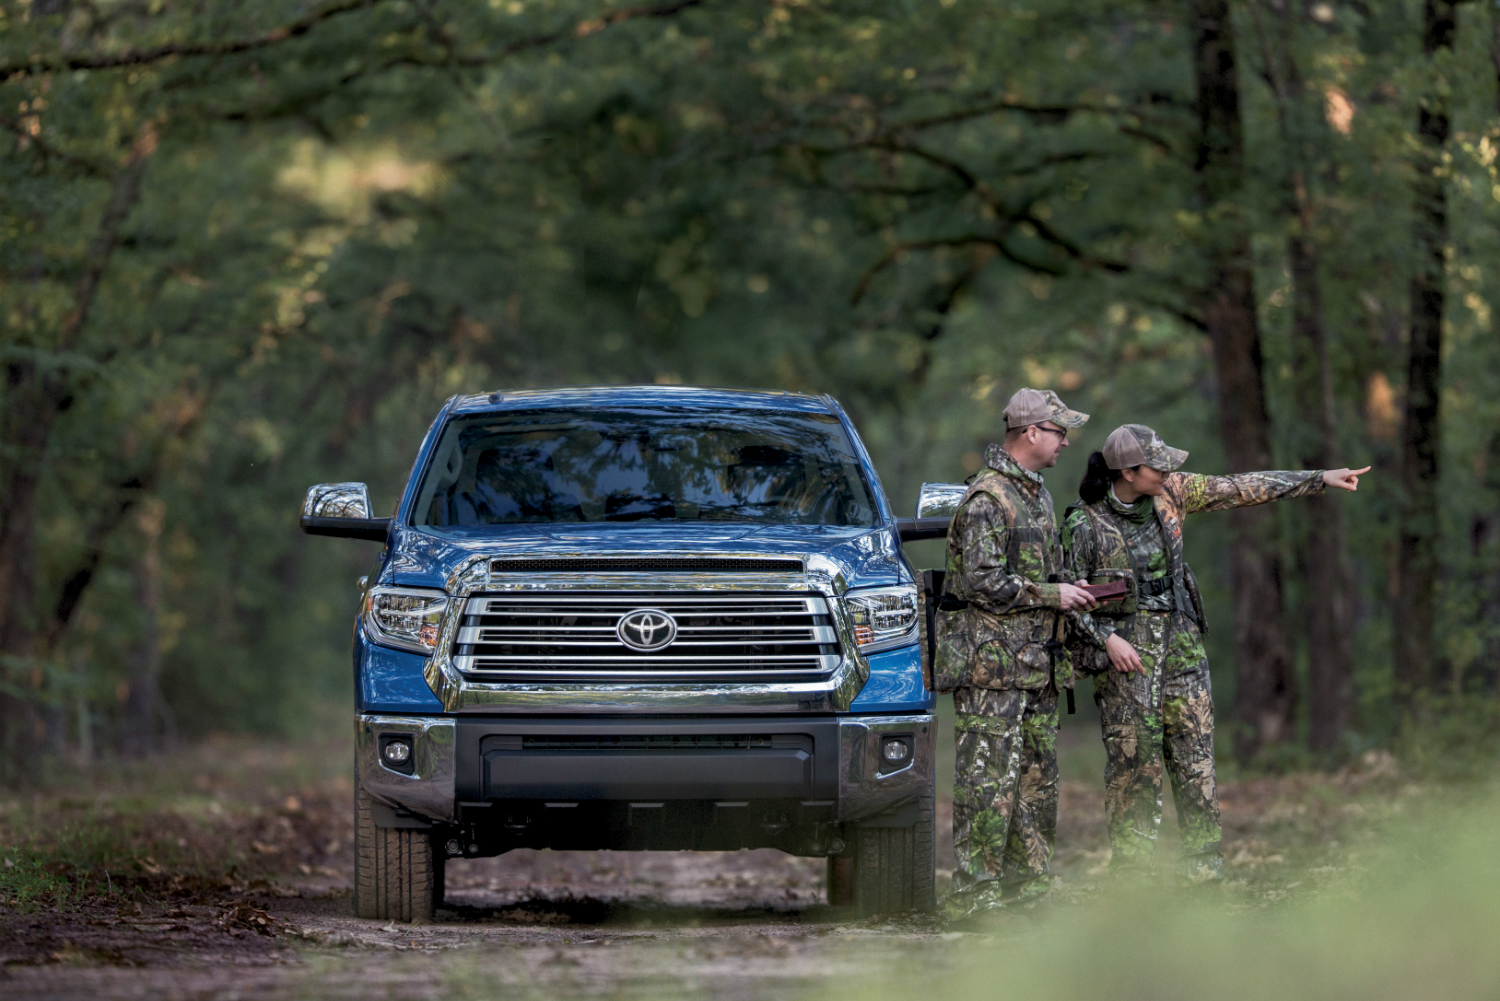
left=844, top=796, right=1500, bottom=1001
left=2, top=726, right=1496, bottom=998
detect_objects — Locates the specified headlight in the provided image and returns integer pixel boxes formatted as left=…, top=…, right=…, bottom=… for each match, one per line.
left=844, top=585, right=919, bottom=653
left=363, top=586, right=449, bottom=653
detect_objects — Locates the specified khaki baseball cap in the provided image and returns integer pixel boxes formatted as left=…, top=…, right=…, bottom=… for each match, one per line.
left=1002, top=388, right=1090, bottom=430
left=1102, top=424, right=1188, bottom=471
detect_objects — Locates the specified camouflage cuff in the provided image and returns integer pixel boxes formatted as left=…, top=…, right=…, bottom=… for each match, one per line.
left=1029, top=581, right=1061, bottom=608
left=1071, top=612, right=1115, bottom=648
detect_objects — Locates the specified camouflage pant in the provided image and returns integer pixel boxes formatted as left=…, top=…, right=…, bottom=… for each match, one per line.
left=947, top=686, right=1059, bottom=918
left=1093, top=610, right=1223, bottom=879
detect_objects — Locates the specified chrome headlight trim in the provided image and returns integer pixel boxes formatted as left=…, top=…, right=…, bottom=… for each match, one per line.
left=843, top=584, right=920, bottom=654
left=363, top=585, right=450, bottom=654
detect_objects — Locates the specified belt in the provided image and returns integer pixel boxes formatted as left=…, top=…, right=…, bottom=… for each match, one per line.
left=1138, top=573, right=1175, bottom=597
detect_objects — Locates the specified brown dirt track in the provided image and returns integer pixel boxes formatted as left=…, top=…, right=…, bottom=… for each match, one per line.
left=0, top=724, right=1400, bottom=1000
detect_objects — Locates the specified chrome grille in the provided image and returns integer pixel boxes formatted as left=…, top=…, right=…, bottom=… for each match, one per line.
left=451, top=593, right=841, bottom=681
left=489, top=557, right=803, bottom=574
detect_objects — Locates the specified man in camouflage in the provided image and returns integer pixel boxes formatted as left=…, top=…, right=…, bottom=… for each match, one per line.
left=933, top=388, right=1099, bottom=922
left=1062, top=424, right=1369, bottom=880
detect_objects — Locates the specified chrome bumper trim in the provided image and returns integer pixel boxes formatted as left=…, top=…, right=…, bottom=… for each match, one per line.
left=357, top=711, right=935, bottom=828
left=837, top=713, right=935, bottom=824
left=356, top=714, right=457, bottom=823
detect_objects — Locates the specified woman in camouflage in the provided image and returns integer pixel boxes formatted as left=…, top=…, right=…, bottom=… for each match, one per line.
left=1062, top=424, right=1368, bottom=879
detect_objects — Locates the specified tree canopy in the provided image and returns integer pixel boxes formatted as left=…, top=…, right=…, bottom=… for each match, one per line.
left=2, top=0, right=1497, bottom=773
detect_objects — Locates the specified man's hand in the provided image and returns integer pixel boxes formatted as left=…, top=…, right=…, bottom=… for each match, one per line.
left=1106, top=633, right=1142, bottom=673
left=1058, top=581, right=1099, bottom=611
left=1323, top=466, right=1372, bottom=492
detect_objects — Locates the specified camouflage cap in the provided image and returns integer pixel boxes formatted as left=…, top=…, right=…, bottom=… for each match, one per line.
left=1002, top=388, right=1090, bottom=430
left=1102, top=424, right=1188, bottom=472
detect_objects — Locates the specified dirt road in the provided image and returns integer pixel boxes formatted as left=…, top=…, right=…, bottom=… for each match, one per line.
left=0, top=727, right=1388, bottom=1000
left=4, top=845, right=953, bottom=1000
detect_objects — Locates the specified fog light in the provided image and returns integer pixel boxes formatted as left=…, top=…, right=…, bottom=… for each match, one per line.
left=383, top=739, right=411, bottom=765
left=881, top=738, right=911, bottom=764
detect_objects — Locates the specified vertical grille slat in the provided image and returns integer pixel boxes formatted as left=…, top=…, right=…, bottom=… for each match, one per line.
left=451, top=592, right=841, bottom=681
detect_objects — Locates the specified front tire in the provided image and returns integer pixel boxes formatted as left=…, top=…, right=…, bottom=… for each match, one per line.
left=354, top=786, right=438, bottom=923
left=827, top=855, right=855, bottom=907
left=850, top=794, right=937, bottom=916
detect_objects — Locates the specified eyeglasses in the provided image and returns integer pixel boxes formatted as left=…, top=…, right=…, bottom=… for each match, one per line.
left=1032, top=425, right=1068, bottom=441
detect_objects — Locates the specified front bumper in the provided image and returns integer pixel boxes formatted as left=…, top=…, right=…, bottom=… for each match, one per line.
left=356, top=711, right=934, bottom=830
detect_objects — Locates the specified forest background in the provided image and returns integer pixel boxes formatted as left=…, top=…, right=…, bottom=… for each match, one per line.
left=2, top=0, right=1497, bottom=781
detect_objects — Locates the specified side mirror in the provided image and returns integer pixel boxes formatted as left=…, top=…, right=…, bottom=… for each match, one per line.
left=299, top=482, right=391, bottom=542
left=915, top=482, right=968, bottom=518
left=895, top=482, right=967, bottom=542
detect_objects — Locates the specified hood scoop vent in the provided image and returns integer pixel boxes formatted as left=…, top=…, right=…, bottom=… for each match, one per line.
left=488, top=557, right=804, bottom=575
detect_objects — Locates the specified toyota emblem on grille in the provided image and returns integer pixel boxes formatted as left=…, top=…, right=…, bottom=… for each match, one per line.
left=616, top=608, right=678, bottom=652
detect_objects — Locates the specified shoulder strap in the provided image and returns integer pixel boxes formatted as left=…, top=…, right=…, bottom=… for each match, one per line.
left=1073, top=499, right=1123, bottom=574
left=954, top=470, right=1023, bottom=583
left=963, top=470, right=1008, bottom=505
left=1061, top=499, right=1086, bottom=555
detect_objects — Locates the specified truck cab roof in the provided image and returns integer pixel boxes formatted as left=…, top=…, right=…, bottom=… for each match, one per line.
left=449, top=385, right=838, bottom=416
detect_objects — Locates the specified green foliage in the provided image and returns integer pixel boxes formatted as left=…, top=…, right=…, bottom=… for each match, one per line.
left=817, top=786, right=1500, bottom=1001
left=0, top=0, right=1497, bottom=755
left=1395, top=694, right=1500, bottom=782
left=0, top=824, right=146, bottom=911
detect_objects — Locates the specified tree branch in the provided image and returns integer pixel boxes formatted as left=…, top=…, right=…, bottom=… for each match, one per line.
left=0, top=0, right=376, bottom=79
left=881, top=95, right=1193, bottom=134
left=851, top=235, right=1003, bottom=305
left=1022, top=211, right=1129, bottom=273
left=854, top=139, right=1131, bottom=275
left=0, top=113, right=109, bottom=177
left=455, top=0, right=705, bottom=65
left=1132, top=292, right=1207, bottom=331
left=62, top=125, right=158, bottom=352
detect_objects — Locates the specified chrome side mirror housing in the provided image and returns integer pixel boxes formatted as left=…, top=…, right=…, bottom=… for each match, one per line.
left=915, top=482, right=968, bottom=519
left=895, top=482, right=967, bottom=543
left=300, top=482, right=390, bottom=542
left=304, top=482, right=375, bottom=520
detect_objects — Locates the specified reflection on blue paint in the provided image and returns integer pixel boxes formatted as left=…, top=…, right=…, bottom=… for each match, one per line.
left=356, top=623, right=443, bottom=713
left=849, top=643, right=933, bottom=712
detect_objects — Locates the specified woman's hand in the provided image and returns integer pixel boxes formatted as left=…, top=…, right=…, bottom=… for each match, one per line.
left=1323, top=466, right=1372, bottom=492
left=1058, top=581, right=1099, bottom=611
left=1106, top=633, right=1142, bottom=673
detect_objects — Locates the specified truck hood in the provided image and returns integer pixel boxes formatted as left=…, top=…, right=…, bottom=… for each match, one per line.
left=382, top=521, right=909, bottom=593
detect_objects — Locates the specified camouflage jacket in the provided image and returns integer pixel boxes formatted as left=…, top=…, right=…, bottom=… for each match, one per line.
left=1062, top=469, right=1326, bottom=653
left=933, top=444, right=1071, bottom=692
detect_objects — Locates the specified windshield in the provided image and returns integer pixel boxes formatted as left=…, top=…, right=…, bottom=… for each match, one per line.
left=411, top=408, right=879, bottom=528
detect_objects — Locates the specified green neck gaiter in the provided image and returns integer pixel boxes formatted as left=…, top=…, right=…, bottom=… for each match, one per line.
left=1106, top=486, right=1156, bottom=525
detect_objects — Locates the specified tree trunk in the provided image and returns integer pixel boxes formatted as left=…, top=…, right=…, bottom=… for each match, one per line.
left=1491, top=4, right=1500, bottom=117
left=1290, top=225, right=1355, bottom=752
left=1253, top=3, right=1356, bottom=754
left=122, top=500, right=165, bottom=757
left=0, top=369, right=50, bottom=777
left=1395, top=0, right=1456, bottom=700
left=1191, top=0, right=1295, bottom=758
left=0, top=128, right=155, bottom=772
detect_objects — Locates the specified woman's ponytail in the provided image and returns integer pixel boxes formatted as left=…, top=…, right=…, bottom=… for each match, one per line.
left=1078, top=450, right=1121, bottom=505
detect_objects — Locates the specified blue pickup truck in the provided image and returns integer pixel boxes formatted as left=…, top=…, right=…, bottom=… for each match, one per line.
left=300, top=386, right=953, bottom=921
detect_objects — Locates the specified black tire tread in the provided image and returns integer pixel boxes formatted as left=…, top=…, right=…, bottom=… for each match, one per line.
left=852, top=794, right=937, bottom=916
left=354, top=786, right=437, bottom=923
left=827, top=856, right=855, bottom=907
